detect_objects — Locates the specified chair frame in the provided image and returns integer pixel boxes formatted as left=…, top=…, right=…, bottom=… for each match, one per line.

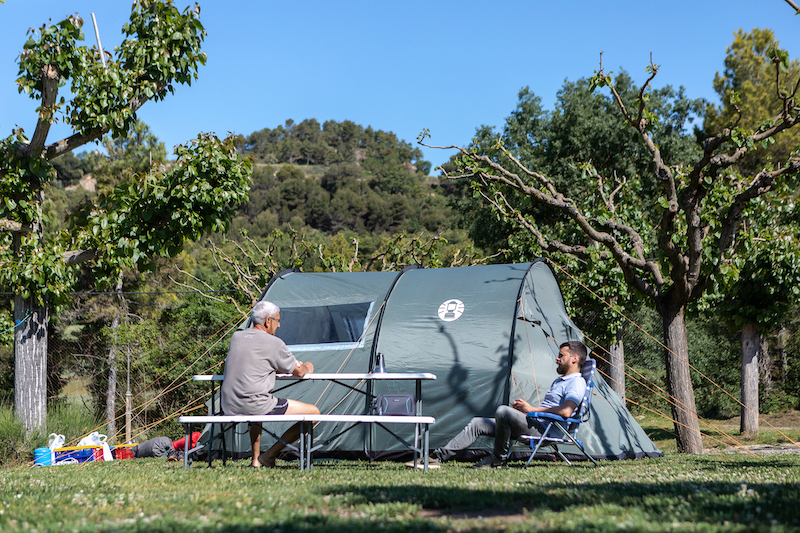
left=521, top=359, right=598, bottom=467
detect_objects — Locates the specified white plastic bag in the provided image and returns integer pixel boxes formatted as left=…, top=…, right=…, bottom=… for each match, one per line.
left=47, top=433, right=65, bottom=464
left=78, top=431, right=113, bottom=461
left=77, top=431, right=107, bottom=447
left=101, top=442, right=113, bottom=461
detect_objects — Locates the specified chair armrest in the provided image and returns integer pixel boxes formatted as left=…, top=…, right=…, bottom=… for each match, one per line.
left=527, top=412, right=581, bottom=424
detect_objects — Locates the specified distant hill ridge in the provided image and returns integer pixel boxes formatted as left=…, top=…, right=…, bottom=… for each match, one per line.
left=238, top=118, right=432, bottom=175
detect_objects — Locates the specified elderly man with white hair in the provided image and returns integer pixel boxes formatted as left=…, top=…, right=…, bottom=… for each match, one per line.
left=221, top=301, right=319, bottom=467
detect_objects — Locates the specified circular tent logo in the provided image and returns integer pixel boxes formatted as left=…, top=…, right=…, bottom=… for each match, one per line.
left=438, top=299, right=465, bottom=322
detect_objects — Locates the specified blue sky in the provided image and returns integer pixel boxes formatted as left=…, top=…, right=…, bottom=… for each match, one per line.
left=1, top=1, right=799, bottom=169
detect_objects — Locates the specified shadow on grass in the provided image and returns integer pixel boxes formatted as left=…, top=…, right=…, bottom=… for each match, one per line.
left=692, top=456, right=800, bottom=470
left=314, top=479, right=799, bottom=529
left=128, top=477, right=799, bottom=532
left=643, top=426, right=674, bottom=442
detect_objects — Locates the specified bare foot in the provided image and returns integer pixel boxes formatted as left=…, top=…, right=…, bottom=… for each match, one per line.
left=252, top=453, right=275, bottom=468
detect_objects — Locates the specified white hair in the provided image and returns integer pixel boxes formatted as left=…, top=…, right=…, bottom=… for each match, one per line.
left=251, top=301, right=280, bottom=326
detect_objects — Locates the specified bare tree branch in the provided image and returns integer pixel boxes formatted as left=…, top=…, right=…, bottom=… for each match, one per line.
left=480, top=187, right=659, bottom=298
left=170, top=270, right=226, bottom=304
left=24, top=65, right=59, bottom=159
left=431, top=140, right=665, bottom=285
left=0, top=219, right=31, bottom=233
left=63, top=249, right=97, bottom=266
left=718, top=157, right=800, bottom=258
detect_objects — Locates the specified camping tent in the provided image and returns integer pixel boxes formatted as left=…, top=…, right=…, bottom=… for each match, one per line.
left=208, top=260, right=662, bottom=461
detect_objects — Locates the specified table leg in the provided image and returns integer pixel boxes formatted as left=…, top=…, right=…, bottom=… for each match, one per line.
left=414, top=422, right=420, bottom=468
left=183, top=424, right=190, bottom=469
left=416, top=379, right=423, bottom=468
left=208, top=381, right=215, bottom=468
left=416, top=379, right=422, bottom=416
left=299, top=421, right=305, bottom=471
left=307, top=422, right=314, bottom=471
left=207, top=427, right=214, bottom=468
left=424, top=424, right=430, bottom=473
left=221, top=423, right=227, bottom=466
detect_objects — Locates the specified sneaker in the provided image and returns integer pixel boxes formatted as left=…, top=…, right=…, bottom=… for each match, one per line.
left=404, top=457, right=441, bottom=469
left=471, top=455, right=506, bottom=469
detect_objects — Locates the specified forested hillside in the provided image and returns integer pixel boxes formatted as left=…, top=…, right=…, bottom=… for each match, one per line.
left=239, top=118, right=432, bottom=174
left=231, top=119, right=451, bottom=237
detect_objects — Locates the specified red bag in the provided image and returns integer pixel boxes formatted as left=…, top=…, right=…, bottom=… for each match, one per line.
left=172, top=431, right=201, bottom=451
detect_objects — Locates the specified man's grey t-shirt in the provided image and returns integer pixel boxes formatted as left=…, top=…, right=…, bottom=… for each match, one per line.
left=220, top=328, right=297, bottom=415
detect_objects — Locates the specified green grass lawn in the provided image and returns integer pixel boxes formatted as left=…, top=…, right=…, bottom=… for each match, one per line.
left=2, top=452, right=799, bottom=532
left=637, top=410, right=800, bottom=454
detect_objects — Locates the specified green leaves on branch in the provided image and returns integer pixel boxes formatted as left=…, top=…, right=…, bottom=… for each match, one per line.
left=0, top=234, right=77, bottom=307
left=769, top=44, right=791, bottom=73
left=730, top=127, right=755, bottom=149
left=588, top=71, right=612, bottom=92
left=119, top=0, right=207, bottom=92
left=0, top=132, right=54, bottom=227
left=17, top=16, right=86, bottom=97
left=69, top=133, right=251, bottom=287
left=16, top=0, right=207, bottom=140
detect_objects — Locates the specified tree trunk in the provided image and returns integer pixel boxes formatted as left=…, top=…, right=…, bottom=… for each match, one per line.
left=105, top=273, right=125, bottom=438
left=607, top=331, right=626, bottom=400
left=740, top=323, right=760, bottom=436
left=778, top=326, right=788, bottom=384
left=105, top=320, right=119, bottom=438
left=759, top=336, right=774, bottom=395
left=14, top=294, right=49, bottom=433
left=12, top=231, right=49, bottom=433
left=659, top=303, right=703, bottom=454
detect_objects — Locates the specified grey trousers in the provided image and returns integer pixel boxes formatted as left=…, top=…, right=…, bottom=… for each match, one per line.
left=435, top=405, right=542, bottom=461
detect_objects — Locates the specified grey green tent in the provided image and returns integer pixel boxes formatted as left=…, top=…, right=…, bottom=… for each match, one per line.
left=208, top=260, right=661, bottom=461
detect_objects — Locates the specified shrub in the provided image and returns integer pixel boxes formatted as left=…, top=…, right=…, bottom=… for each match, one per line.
left=0, top=401, right=103, bottom=467
left=0, top=405, right=32, bottom=467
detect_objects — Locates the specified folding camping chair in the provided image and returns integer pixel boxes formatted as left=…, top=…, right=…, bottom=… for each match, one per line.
left=521, top=358, right=599, bottom=467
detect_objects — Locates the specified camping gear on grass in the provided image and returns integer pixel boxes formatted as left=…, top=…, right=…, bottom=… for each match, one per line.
left=54, top=445, right=104, bottom=464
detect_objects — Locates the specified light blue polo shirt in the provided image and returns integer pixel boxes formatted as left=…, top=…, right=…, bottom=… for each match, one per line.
left=530, top=372, right=587, bottom=437
left=540, top=372, right=587, bottom=411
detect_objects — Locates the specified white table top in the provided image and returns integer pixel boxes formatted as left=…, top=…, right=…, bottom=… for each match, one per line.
left=194, top=372, right=436, bottom=381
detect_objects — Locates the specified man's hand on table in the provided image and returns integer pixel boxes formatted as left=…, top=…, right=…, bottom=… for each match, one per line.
left=293, top=361, right=314, bottom=377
